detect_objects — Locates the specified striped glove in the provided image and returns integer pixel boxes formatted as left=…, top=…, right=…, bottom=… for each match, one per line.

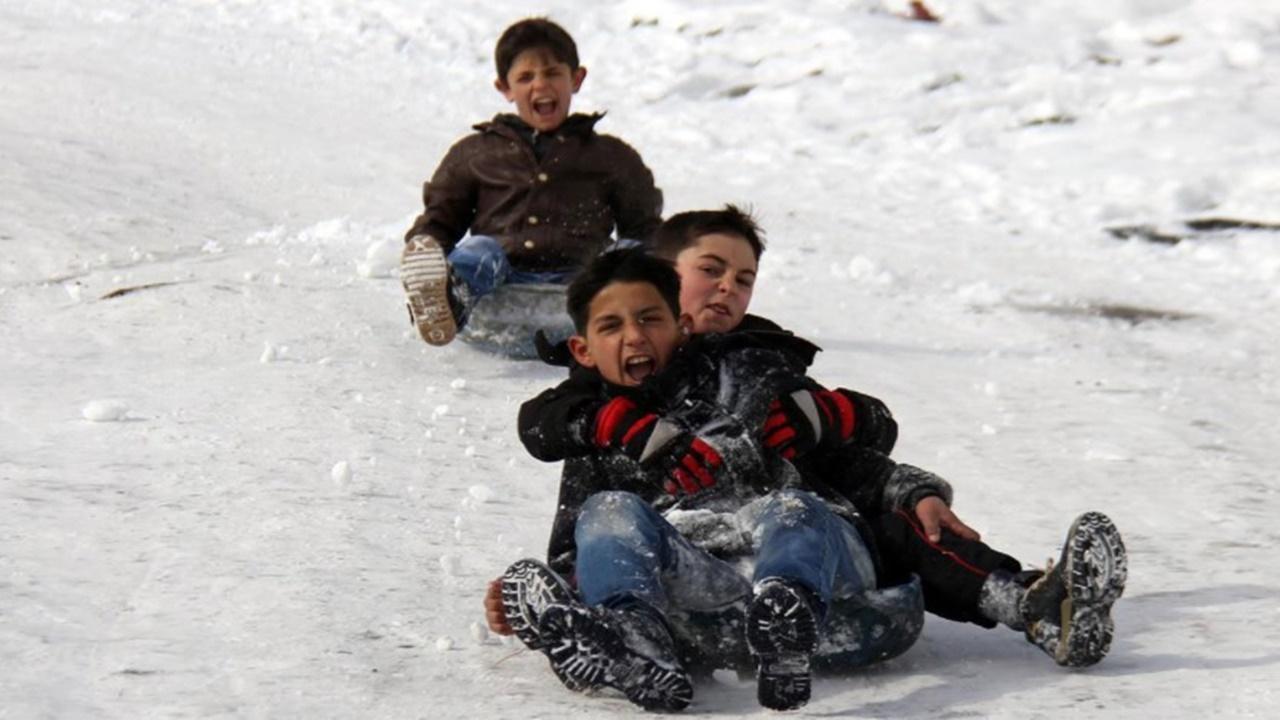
left=763, top=389, right=856, bottom=459
left=660, top=436, right=725, bottom=497
left=592, top=396, right=677, bottom=462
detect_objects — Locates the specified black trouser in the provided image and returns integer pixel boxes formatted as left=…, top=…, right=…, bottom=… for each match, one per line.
left=870, top=509, right=1022, bottom=628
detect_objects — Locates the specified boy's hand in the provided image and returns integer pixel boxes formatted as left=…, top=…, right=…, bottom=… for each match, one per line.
left=660, top=436, right=725, bottom=496
left=595, top=398, right=729, bottom=497
left=592, top=397, right=661, bottom=460
left=764, top=389, right=857, bottom=459
left=914, top=496, right=981, bottom=543
left=484, top=578, right=514, bottom=636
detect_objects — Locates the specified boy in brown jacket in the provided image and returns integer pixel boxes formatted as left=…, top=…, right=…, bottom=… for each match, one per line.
left=401, top=17, right=663, bottom=346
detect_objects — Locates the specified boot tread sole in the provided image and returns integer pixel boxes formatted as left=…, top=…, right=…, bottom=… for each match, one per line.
left=401, top=239, right=456, bottom=346
left=539, top=605, right=693, bottom=712
left=499, top=559, right=575, bottom=652
left=746, top=583, right=818, bottom=710
left=1056, top=511, right=1127, bottom=667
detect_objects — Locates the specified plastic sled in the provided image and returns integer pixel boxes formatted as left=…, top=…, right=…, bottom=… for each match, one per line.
left=458, top=283, right=575, bottom=359
left=671, top=574, right=925, bottom=674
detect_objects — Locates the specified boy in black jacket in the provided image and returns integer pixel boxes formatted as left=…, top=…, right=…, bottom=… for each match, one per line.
left=506, top=248, right=931, bottom=711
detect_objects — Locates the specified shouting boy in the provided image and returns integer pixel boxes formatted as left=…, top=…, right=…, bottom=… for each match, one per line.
left=400, top=17, right=662, bottom=346
left=507, top=248, right=919, bottom=711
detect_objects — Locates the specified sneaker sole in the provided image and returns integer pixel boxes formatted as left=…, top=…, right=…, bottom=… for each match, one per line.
left=500, top=559, right=576, bottom=652
left=540, top=604, right=693, bottom=712
left=1057, top=512, right=1127, bottom=667
left=401, top=238, right=456, bottom=346
left=747, top=584, right=819, bottom=710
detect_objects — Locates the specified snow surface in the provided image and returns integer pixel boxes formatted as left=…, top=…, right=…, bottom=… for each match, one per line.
left=3, top=0, right=1279, bottom=717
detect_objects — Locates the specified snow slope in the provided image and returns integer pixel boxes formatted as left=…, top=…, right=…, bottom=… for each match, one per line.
left=3, top=0, right=1279, bottom=717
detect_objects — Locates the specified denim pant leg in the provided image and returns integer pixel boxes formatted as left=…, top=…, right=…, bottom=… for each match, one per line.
left=446, top=235, right=510, bottom=299
left=750, top=490, right=877, bottom=613
left=507, top=268, right=575, bottom=285
left=451, top=234, right=578, bottom=288
left=575, top=491, right=751, bottom=615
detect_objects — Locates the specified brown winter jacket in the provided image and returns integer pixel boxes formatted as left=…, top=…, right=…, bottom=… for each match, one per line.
left=404, top=113, right=663, bottom=272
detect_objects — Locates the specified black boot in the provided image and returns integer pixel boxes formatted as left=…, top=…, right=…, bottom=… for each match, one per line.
left=747, top=580, right=821, bottom=710
left=538, top=602, right=694, bottom=711
left=1021, top=512, right=1127, bottom=667
left=499, top=559, right=576, bottom=652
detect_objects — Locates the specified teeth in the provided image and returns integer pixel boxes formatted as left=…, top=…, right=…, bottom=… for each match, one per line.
left=625, top=357, right=651, bottom=367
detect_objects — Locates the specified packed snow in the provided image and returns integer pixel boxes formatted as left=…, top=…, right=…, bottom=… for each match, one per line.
left=3, top=0, right=1279, bottom=717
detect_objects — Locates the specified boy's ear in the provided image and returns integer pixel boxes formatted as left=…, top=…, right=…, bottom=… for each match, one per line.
left=571, top=66, right=587, bottom=93
left=567, top=334, right=596, bottom=368
left=494, top=77, right=514, bottom=101
left=678, top=313, right=694, bottom=337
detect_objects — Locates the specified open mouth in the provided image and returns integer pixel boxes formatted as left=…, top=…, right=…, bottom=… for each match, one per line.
left=623, top=355, right=656, bottom=383
left=532, top=98, right=558, bottom=119
left=706, top=303, right=731, bottom=317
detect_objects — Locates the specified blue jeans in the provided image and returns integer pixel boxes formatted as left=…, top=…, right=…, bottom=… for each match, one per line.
left=574, top=490, right=876, bottom=618
left=448, top=235, right=574, bottom=299
left=449, top=235, right=643, bottom=298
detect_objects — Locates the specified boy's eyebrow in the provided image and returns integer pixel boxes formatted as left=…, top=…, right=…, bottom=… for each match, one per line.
left=591, top=304, right=667, bottom=326
left=695, top=252, right=756, bottom=276
left=591, top=310, right=621, bottom=325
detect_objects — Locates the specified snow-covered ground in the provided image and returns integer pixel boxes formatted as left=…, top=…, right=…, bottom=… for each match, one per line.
left=3, top=0, right=1279, bottom=716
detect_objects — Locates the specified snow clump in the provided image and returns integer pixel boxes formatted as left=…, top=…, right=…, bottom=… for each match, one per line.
left=1223, top=41, right=1263, bottom=69
left=439, top=554, right=461, bottom=576
left=357, top=237, right=401, bottom=278
left=82, top=399, right=129, bottom=422
left=844, top=256, right=896, bottom=286
left=331, top=461, right=352, bottom=484
left=955, top=281, right=1005, bottom=306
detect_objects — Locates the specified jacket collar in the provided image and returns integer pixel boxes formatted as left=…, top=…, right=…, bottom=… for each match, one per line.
left=474, top=112, right=604, bottom=141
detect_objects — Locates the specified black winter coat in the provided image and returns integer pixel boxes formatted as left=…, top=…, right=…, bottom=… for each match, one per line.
left=518, top=327, right=907, bottom=576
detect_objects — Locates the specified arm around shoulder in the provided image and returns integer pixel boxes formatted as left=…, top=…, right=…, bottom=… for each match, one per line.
left=517, top=371, right=604, bottom=462
left=836, top=388, right=898, bottom=455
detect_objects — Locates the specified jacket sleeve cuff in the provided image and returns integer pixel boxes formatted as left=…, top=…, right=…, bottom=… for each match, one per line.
left=881, top=463, right=954, bottom=512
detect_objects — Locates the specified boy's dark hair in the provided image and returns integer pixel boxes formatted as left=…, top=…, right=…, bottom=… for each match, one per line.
left=567, top=248, right=681, bottom=333
left=651, top=204, right=766, bottom=261
left=495, top=18, right=580, bottom=81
